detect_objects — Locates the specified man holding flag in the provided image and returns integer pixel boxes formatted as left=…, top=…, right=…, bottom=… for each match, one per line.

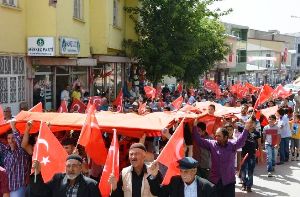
left=30, top=154, right=101, bottom=197
left=148, top=157, right=216, bottom=197
left=109, top=143, right=161, bottom=197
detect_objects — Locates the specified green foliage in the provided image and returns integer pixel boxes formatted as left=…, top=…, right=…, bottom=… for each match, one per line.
left=124, top=0, right=231, bottom=84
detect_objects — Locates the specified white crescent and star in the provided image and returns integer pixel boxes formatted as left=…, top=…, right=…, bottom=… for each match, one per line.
left=41, top=156, right=50, bottom=166
left=37, top=138, right=49, bottom=151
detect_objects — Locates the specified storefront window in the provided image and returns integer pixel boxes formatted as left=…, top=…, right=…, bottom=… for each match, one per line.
left=93, top=64, right=105, bottom=95
left=70, top=66, right=88, bottom=93
left=33, top=66, right=53, bottom=111
left=107, top=63, right=115, bottom=101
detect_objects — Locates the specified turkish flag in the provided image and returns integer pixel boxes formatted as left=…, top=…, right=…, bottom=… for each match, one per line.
left=189, top=88, right=195, bottom=96
left=272, top=85, right=291, bottom=99
left=204, top=80, right=221, bottom=98
left=138, top=102, right=147, bottom=115
left=177, top=83, right=183, bottom=93
left=171, top=96, right=183, bottom=110
left=113, top=89, right=123, bottom=112
left=70, top=98, right=87, bottom=113
left=99, top=129, right=119, bottom=197
left=0, top=105, right=4, bottom=124
left=30, top=102, right=43, bottom=112
left=156, top=120, right=184, bottom=185
left=198, top=114, right=222, bottom=136
left=254, top=84, right=274, bottom=109
left=86, top=96, right=102, bottom=110
left=15, top=102, right=43, bottom=120
left=77, top=106, right=107, bottom=165
left=144, top=86, right=156, bottom=100
left=57, top=100, right=68, bottom=113
left=32, top=122, right=68, bottom=182
left=245, top=83, right=259, bottom=94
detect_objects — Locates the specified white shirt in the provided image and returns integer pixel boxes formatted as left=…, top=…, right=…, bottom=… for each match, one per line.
left=184, top=178, right=197, bottom=197
left=278, top=115, right=291, bottom=138
left=61, top=90, right=70, bottom=102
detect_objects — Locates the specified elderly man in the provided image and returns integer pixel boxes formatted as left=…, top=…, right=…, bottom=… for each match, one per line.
left=3, top=107, right=13, bottom=121
left=109, top=143, right=161, bottom=197
left=149, top=157, right=216, bottom=197
left=29, top=154, right=101, bottom=197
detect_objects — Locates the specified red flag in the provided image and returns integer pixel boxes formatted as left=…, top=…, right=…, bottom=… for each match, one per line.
left=245, top=83, right=259, bottom=94
left=70, top=99, right=87, bottom=113
left=32, top=122, right=68, bottom=182
left=86, top=96, right=102, bottom=110
left=57, top=100, right=68, bottom=113
left=171, top=96, right=183, bottom=110
left=15, top=102, right=43, bottom=120
left=198, top=114, right=222, bottom=136
left=0, top=105, right=4, bottom=124
left=204, top=80, right=221, bottom=98
left=99, top=129, right=119, bottom=197
left=30, top=102, right=43, bottom=112
left=254, top=85, right=274, bottom=109
left=272, top=84, right=291, bottom=99
left=138, top=102, right=147, bottom=115
left=189, top=88, right=195, bottom=96
left=177, top=83, right=183, bottom=93
left=144, top=86, right=156, bottom=100
left=157, top=120, right=184, bottom=185
left=77, top=106, right=107, bottom=165
left=113, top=89, right=123, bottom=112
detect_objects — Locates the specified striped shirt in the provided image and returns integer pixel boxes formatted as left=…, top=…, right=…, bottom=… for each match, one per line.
left=0, top=130, right=31, bottom=191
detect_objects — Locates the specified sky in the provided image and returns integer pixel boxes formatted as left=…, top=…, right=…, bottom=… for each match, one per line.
left=210, top=0, right=300, bottom=34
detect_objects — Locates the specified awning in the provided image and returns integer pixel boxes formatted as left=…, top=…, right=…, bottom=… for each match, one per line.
left=31, top=57, right=97, bottom=66
left=246, top=64, right=268, bottom=71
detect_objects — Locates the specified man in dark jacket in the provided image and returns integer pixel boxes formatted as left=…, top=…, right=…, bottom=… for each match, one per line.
left=148, top=157, right=216, bottom=197
left=27, top=154, right=101, bottom=197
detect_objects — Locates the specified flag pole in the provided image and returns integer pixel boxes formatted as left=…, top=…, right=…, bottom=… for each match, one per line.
left=34, top=121, right=43, bottom=183
left=110, top=128, right=117, bottom=195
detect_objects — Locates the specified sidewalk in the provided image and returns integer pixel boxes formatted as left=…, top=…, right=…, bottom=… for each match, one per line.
left=235, top=160, right=300, bottom=197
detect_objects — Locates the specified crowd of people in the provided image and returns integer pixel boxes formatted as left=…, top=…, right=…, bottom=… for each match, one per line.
left=0, top=82, right=300, bottom=197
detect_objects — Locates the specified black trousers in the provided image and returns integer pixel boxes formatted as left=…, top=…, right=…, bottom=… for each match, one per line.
left=216, top=181, right=235, bottom=197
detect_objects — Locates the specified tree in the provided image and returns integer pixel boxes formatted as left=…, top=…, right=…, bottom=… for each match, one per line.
left=124, top=0, right=230, bottom=84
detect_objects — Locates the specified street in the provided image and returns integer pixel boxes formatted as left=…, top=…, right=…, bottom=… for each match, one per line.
left=236, top=160, right=300, bottom=197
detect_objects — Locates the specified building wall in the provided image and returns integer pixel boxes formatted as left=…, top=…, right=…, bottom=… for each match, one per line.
left=27, top=0, right=90, bottom=57
left=90, top=0, right=109, bottom=54
left=0, top=0, right=26, bottom=54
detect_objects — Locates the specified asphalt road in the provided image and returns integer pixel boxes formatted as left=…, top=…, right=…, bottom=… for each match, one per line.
left=235, top=160, right=300, bottom=197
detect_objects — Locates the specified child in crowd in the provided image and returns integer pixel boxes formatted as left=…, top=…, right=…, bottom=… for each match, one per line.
left=290, top=114, right=300, bottom=161
left=263, top=115, right=280, bottom=177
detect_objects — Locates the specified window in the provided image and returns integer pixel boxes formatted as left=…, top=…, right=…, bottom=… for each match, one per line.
left=74, top=0, right=83, bottom=19
left=0, top=56, right=25, bottom=104
left=298, top=44, right=300, bottom=54
left=266, top=54, right=271, bottom=68
left=113, top=0, right=119, bottom=26
left=2, top=0, right=17, bottom=7
left=297, top=57, right=300, bottom=67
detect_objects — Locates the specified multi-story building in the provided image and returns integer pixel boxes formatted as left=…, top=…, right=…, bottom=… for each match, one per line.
left=247, top=29, right=296, bottom=85
left=0, top=0, right=137, bottom=115
left=220, top=22, right=248, bottom=85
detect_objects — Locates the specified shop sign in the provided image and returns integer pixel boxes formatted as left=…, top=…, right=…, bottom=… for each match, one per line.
left=60, top=37, right=80, bottom=55
left=28, top=37, right=55, bottom=56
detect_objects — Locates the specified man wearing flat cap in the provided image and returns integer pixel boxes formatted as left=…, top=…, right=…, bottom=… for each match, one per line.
left=109, top=143, right=162, bottom=197
left=27, top=154, right=101, bottom=197
left=148, top=157, right=216, bottom=197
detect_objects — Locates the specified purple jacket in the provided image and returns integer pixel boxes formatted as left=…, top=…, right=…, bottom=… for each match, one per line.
left=193, top=126, right=249, bottom=186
